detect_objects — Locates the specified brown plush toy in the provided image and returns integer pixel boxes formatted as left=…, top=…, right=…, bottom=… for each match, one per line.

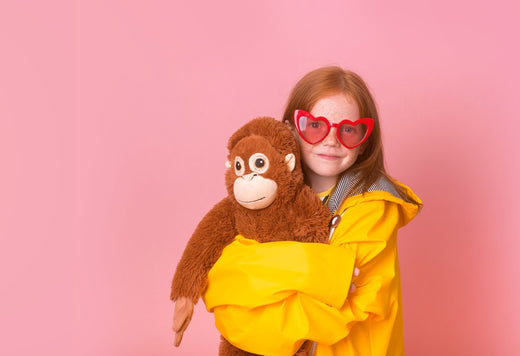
left=170, top=117, right=331, bottom=355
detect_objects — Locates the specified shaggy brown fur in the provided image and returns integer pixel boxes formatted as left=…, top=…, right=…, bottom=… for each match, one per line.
left=170, top=117, right=331, bottom=355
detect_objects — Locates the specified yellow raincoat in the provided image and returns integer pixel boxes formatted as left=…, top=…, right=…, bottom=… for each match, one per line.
left=203, top=181, right=421, bottom=356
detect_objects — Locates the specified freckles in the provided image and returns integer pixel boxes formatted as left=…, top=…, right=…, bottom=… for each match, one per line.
left=312, top=95, right=360, bottom=123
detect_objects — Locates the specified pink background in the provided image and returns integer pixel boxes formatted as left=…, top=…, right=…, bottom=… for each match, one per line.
left=1, top=0, right=519, bottom=355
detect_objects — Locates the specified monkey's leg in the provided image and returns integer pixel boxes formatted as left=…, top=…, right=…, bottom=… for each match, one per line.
left=293, top=340, right=313, bottom=356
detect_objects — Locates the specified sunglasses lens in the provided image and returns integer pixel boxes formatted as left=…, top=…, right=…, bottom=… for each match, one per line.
left=338, top=123, right=368, bottom=148
left=297, top=115, right=328, bottom=143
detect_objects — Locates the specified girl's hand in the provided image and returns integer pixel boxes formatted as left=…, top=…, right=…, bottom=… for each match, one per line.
left=350, top=267, right=360, bottom=293
left=172, top=297, right=194, bottom=347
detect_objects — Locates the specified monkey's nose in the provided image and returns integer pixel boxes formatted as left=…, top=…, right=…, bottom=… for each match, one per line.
left=242, top=173, right=258, bottom=181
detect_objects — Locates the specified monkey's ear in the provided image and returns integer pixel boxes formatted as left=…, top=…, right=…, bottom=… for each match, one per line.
left=285, top=153, right=296, bottom=172
left=225, top=161, right=231, bottom=169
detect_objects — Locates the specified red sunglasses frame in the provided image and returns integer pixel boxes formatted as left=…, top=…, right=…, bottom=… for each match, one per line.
left=293, top=109, right=374, bottom=149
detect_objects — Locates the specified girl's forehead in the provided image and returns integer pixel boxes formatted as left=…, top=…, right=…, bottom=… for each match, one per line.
left=310, top=94, right=360, bottom=122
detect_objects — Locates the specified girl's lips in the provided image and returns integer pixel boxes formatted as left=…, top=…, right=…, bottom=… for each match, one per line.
left=316, top=153, right=340, bottom=161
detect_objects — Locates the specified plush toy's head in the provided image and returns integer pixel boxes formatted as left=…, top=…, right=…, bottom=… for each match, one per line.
left=225, top=117, right=303, bottom=210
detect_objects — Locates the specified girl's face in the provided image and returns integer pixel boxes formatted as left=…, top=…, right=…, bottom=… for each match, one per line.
left=296, top=93, right=363, bottom=192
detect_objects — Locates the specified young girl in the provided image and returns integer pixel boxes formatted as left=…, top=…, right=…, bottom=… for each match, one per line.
left=174, top=66, right=422, bottom=355
left=280, top=66, right=422, bottom=355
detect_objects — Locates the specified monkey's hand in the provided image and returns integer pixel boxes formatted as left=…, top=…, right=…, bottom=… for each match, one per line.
left=172, top=297, right=194, bottom=347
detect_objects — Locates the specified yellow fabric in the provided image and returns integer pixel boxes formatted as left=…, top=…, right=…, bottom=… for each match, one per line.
left=314, top=183, right=421, bottom=356
left=317, top=185, right=335, bottom=205
left=315, top=186, right=420, bottom=355
left=203, top=182, right=421, bottom=356
left=203, top=236, right=355, bottom=355
left=317, top=185, right=335, bottom=199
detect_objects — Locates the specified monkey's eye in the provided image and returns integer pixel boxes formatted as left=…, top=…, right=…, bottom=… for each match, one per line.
left=249, top=153, right=269, bottom=174
left=234, top=156, right=245, bottom=176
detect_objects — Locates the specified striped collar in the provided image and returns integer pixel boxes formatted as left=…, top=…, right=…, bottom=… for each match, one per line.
left=326, top=171, right=400, bottom=214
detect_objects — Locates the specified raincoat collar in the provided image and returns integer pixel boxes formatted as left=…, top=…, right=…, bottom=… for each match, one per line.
left=327, top=171, right=400, bottom=214
left=327, top=171, right=421, bottom=228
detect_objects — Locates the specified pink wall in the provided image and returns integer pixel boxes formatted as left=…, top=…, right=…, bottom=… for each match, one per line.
left=1, top=0, right=519, bottom=355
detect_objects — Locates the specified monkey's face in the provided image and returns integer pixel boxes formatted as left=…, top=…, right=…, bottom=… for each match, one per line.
left=226, top=135, right=295, bottom=210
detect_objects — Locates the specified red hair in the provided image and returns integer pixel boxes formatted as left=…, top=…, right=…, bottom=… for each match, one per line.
left=283, top=66, right=420, bottom=205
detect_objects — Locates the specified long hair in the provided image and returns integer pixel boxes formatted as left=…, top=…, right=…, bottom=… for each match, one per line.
left=282, top=66, right=421, bottom=206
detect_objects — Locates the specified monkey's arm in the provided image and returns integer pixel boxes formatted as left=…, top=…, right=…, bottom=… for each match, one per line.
left=170, top=197, right=237, bottom=346
left=170, top=196, right=237, bottom=303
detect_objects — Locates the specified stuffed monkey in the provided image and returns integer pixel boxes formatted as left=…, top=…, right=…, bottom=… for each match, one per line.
left=170, top=117, right=331, bottom=355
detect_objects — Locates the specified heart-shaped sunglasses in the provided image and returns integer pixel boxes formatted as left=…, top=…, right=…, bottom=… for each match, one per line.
left=294, top=109, right=374, bottom=149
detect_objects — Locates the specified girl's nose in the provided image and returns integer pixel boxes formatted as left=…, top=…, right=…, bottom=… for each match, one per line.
left=322, top=127, right=340, bottom=146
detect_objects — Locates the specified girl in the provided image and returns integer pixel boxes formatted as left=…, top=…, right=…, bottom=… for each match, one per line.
left=174, top=66, right=422, bottom=356
left=281, top=66, right=423, bottom=355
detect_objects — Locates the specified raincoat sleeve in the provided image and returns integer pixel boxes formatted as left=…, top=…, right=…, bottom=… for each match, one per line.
left=202, top=236, right=356, bottom=356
